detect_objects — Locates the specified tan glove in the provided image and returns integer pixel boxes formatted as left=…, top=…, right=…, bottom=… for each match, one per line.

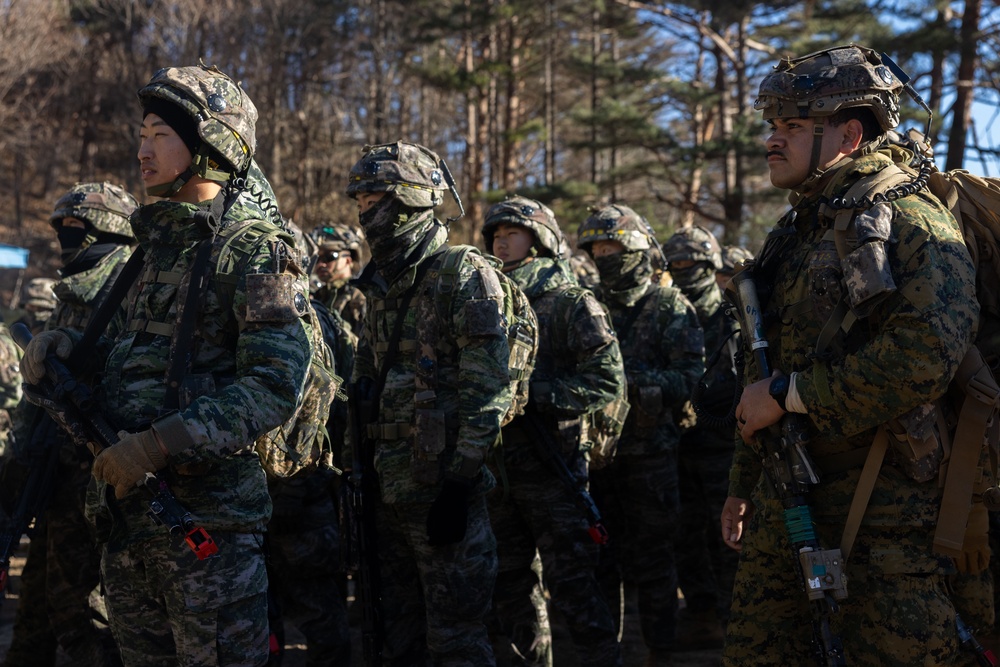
left=21, top=330, right=72, bottom=384
left=92, top=429, right=169, bottom=499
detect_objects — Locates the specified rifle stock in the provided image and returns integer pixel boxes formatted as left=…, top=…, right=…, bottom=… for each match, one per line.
left=726, top=267, right=847, bottom=667
left=9, top=323, right=218, bottom=561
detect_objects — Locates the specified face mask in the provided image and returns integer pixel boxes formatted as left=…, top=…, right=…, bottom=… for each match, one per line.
left=57, top=226, right=89, bottom=254
left=669, top=263, right=715, bottom=288
left=595, top=250, right=652, bottom=292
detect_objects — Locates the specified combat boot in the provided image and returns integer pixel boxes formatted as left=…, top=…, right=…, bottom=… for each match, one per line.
left=674, top=607, right=724, bottom=650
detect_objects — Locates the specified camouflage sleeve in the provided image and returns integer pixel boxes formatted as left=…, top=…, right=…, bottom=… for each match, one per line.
left=155, top=243, right=313, bottom=461
left=540, top=291, right=625, bottom=417
left=728, top=437, right=760, bottom=499
left=445, top=258, right=512, bottom=479
left=0, top=330, right=22, bottom=411
left=627, top=288, right=704, bottom=408
left=795, top=197, right=978, bottom=436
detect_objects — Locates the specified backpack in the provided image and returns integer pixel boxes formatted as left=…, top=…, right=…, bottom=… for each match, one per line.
left=535, top=281, right=629, bottom=469
left=210, top=219, right=343, bottom=479
left=425, top=245, right=538, bottom=429
left=823, top=158, right=1000, bottom=572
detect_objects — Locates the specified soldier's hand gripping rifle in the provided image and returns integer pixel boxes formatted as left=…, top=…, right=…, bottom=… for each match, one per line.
left=342, top=377, right=383, bottom=666
left=10, top=323, right=218, bottom=561
left=727, top=268, right=848, bottom=667
left=521, top=406, right=610, bottom=545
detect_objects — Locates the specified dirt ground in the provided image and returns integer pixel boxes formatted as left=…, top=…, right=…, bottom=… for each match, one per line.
left=0, top=536, right=722, bottom=666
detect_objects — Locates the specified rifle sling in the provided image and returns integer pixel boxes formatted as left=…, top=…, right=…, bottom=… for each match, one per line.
left=67, top=247, right=146, bottom=371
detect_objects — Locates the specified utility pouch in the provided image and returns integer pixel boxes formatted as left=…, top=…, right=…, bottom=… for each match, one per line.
left=634, top=385, right=663, bottom=431
left=884, top=402, right=944, bottom=483
left=412, top=408, right=446, bottom=485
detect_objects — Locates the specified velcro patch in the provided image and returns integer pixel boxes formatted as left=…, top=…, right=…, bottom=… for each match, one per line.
left=246, top=273, right=306, bottom=322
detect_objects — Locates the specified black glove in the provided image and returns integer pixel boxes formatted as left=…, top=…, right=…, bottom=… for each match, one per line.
left=426, top=478, right=473, bottom=546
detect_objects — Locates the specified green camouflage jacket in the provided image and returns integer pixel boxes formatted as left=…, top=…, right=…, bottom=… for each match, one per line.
left=728, top=151, right=978, bottom=574
left=353, top=223, right=512, bottom=504
left=502, top=258, right=624, bottom=456
left=679, top=279, right=741, bottom=446
left=314, top=280, right=367, bottom=335
left=80, top=189, right=314, bottom=542
left=12, top=244, right=133, bottom=464
left=0, top=325, right=21, bottom=458
left=598, top=279, right=704, bottom=455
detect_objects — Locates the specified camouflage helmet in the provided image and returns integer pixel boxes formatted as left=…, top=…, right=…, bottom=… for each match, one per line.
left=482, top=196, right=570, bottom=259
left=138, top=64, right=257, bottom=174
left=314, top=222, right=365, bottom=261
left=23, top=278, right=57, bottom=315
left=577, top=204, right=654, bottom=253
left=49, top=182, right=138, bottom=241
left=720, top=245, right=755, bottom=274
left=346, top=141, right=450, bottom=209
left=662, top=225, right=723, bottom=270
left=754, top=45, right=903, bottom=132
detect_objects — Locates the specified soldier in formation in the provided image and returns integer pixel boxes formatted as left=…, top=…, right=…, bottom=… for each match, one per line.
left=21, top=64, right=315, bottom=666
left=312, top=222, right=368, bottom=336
left=723, top=44, right=986, bottom=665
left=481, top=196, right=626, bottom=667
left=346, top=141, right=514, bottom=666
left=662, top=226, right=741, bottom=650
left=3, top=182, right=138, bottom=667
left=578, top=204, right=704, bottom=667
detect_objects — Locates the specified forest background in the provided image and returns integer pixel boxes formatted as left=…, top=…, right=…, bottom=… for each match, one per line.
left=1, top=0, right=998, bottom=304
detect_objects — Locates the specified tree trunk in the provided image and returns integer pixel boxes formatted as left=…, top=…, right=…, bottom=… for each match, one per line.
left=946, top=0, right=981, bottom=171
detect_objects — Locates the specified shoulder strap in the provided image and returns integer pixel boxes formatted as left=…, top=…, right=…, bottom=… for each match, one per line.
left=67, top=247, right=146, bottom=370
left=615, top=285, right=656, bottom=343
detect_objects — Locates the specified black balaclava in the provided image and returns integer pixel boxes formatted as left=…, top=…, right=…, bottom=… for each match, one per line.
left=595, top=249, right=653, bottom=305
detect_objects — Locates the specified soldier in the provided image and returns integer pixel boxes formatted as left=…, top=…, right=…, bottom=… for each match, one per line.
left=661, top=226, right=741, bottom=650
left=716, top=245, right=754, bottom=290
left=481, top=196, right=626, bottom=667
left=311, top=222, right=367, bottom=335
left=20, top=64, right=314, bottom=666
left=0, top=324, right=21, bottom=461
left=346, top=141, right=513, bottom=666
left=3, top=182, right=138, bottom=667
left=722, top=45, right=984, bottom=665
left=264, top=221, right=353, bottom=667
left=6, top=278, right=59, bottom=335
left=578, top=204, right=704, bottom=667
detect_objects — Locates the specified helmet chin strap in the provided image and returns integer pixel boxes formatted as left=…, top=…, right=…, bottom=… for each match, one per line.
left=794, top=119, right=830, bottom=194
left=145, top=145, right=230, bottom=199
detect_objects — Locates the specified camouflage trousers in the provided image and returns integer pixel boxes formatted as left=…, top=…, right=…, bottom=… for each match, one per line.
left=267, top=490, right=351, bottom=666
left=377, top=494, right=498, bottom=667
left=101, top=530, right=268, bottom=667
left=675, top=441, right=738, bottom=616
left=723, top=510, right=979, bottom=667
left=4, top=465, right=120, bottom=667
left=487, top=446, right=621, bottom=667
left=590, top=450, right=680, bottom=653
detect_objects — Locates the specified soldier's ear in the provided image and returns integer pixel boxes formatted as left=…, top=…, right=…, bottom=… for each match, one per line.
left=841, top=118, right=865, bottom=154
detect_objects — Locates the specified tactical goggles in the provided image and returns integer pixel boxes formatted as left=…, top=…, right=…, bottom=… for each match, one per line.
left=317, top=251, right=342, bottom=263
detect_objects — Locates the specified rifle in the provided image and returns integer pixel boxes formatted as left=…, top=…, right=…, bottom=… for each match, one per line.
left=0, top=413, right=60, bottom=594
left=9, top=323, right=218, bottom=561
left=520, top=407, right=610, bottom=546
left=726, top=268, right=847, bottom=667
left=343, top=377, right=383, bottom=666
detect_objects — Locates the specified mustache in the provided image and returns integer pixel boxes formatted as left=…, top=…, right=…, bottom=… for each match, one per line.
left=766, top=150, right=784, bottom=159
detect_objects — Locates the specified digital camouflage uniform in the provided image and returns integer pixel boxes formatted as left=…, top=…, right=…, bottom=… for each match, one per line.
left=579, top=205, right=704, bottom=665
left=348, top=142, right=511, bottom=667
left=43, top=66, right=316, bottom=667
left=725, top=46, right=983, bottom=666
left=4, top=181, right=138, bottom=667
left=0, top=324, right=21, bottom=460
left=265, top=230, right=354, bottom=667
left=312, top=222, right=368, bottom=335
left=663, top=227, right=742, bottom=643
left=487, top=256, right=626, bottom=667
